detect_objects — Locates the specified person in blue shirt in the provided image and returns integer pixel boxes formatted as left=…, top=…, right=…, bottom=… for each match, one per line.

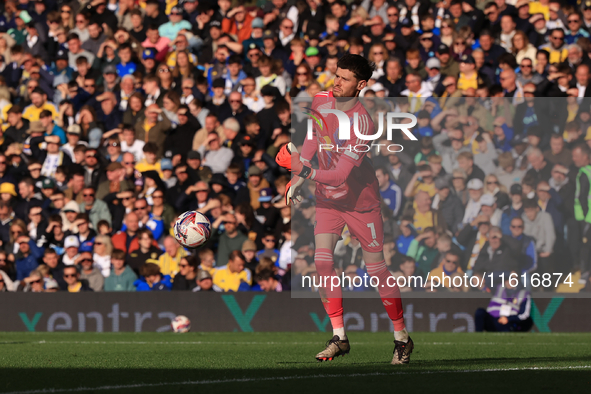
left=565, top=13, right=590, bottom=44
left=396, top=216, right=417, bottom=255
left=39, top=110, right=67, bottom=144
left=15, top=235, right=44, bottom=281
left=506, top=217, right=537, bottom=274
left=116, top=44, right=137, bottom=77
left=135, top=261, right=172, bottom=291
left=376, top=167, right=403, bottom=218
left=501, top=184, right=524, bottom=235
left=158, top=6, right=192, bottom=42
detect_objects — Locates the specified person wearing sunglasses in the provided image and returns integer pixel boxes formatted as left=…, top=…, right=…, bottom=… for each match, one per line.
left=507, top=217, right=537, bottom=274
left=426, top=250, right=465, bottom=291
left=63, top=265, right=93, bottom=292
left=171, top=255, right=199, bottom=291
left=539, top=27, right=569, bottom=64
left=20, top=270, right=45, bottom=293
left=79, top=186, right=112, bottom=230
left=77, top=251, right=104, bottom=292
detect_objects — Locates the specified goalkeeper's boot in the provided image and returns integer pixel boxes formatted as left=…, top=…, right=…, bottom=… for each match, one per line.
left=391, top=337, right=414, bottom=365
left=315, top=335, right=350, bottom=362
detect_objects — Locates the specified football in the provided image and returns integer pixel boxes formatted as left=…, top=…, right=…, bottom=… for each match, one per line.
left=173, top=211, right=212, bottom=248
left=171, top=315, right=191, bottom=333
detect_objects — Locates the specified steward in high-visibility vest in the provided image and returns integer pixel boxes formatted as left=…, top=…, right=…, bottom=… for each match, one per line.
left=574, top=165, right=591, bottom=224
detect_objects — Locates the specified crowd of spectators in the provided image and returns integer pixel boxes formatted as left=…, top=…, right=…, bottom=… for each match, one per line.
left=1, top=0, right=591, bottom=294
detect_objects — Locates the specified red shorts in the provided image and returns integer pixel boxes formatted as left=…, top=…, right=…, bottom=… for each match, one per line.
left=314, top=206, right=384, bottom=253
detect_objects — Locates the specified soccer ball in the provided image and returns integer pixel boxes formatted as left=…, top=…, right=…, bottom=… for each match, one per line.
left=173, top=211, right=212, bottom=248
left=171, top=315, right=191, bottom=333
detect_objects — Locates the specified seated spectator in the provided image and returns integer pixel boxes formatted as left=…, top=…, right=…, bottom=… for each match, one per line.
left=212, top=250, right=252, bottom=292
left=17, top=269, right=46, bottom=293
left=214, top=213, right=248, bottom=267
left=501, top=184, right=525, bottom=235
left=63, top=265, right=93, bottom=292
left=193, top=269, right=221, bottom=292
left=104, top=249, right=137, bottom=292
left=404, top=164, right=436, bottom=198
left=480, top=194, right=502, bottom=227
left=522, top=198, right=556, bottom=274
left=77, top=251, right=104, bottom=292
left=241, top=239, right=260, bottom=274
left=395, top=216, right=416, bottom=255
left=406, top=191, right=447, bottom=234
left=462, top=178, right=485, bottom=226
left=172, top=255, right=199, bottom=291
left=135, top=262, right=172, bottom=291
left=257, top=268, right=284, bottom=292
left=475, top=272, right=533, bottom=332
left=457, top=214, right=491, bottom=272
left=406, top=227, right=439, bottom=279
left=78, top=186, right=112, bottom=229
left=432, top=177, right=464, bottom=234
left=41, top=248, right=66, bottom=290
left=92, top=234, right=112, bottom=277
left=473, top=226, right=520, bottom=277
left=426, top=250, right=465, bottom=290
left=15, top=235, right=43, bottom=281
left=126, top=228, right=162, bottom=276
left=391, top=256, right=421, bottom=293
left=157, top=236, right=188, bottom=278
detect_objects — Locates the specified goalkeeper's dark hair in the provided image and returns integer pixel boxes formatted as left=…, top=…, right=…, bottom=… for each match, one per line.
left=337, top=54, right=376, bottom=83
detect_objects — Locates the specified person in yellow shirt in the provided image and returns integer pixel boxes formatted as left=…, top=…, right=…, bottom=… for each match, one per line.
left=404, top=165, right=437, bottom=199
left=212, top=250, right=252, bottom=292
left=529, top=0, right=550, bottom=20
left=22, top=88, right=58, bottom=122
left=539, top=30, right=568, bottom=64
left=457, top=54, right=478, bottom=91
left=135, top=142, right=163, bottom=176
left=157, top=236, right=188, bottom=278
left=426, top=250, right=465, bottom=290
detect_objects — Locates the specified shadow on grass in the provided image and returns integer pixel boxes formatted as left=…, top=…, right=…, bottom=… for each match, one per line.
left=1, top=356, right=591, bottom=394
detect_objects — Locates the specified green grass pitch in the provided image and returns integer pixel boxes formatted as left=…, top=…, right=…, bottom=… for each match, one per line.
left=0, top=332, right=590, bottom=393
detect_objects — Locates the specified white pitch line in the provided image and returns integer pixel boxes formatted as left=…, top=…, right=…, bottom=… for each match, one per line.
left=2, top=366, right=590, bottom=394
left=1, top=341, right=590, bottom=346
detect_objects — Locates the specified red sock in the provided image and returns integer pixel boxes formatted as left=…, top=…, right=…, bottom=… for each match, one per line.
left=366, top=260, right=405, bottom=330
left=314, top=248, right=343, bottom=328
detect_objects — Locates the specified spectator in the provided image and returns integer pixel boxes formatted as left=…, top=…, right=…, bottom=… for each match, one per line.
left=473, top=226, right=520, bottom=276
left=432, top=177, right=464, bottom=233
left=93, top=234, right=112, bottom=278
left=215, top=213, right=248, bottom=267
left=406, top=190, right=448, bottom=234
left=406, top=227, right=439, bottom=278
left=523, top=198, right=556, bottom=274
left=126, top=228, right=162, bottom=276
left=427, top=250, right=465, bottom=290
left=212, top=250, right=252, bottom=292
left=172, top=255, right=199, bottom=291
left=193, top=269, right=221, bottom=292
left=15, top=235, right=43, bottom=281
left=63, top=265, right=93, bottom=292
left=135, top=262, right=172, bottom=291
left=79, top=186, right=112, bottom=228
left=157, top=236, right=188, bottom=278
left=104, top=249, right=137, bottom=292
left=77, top=251, right=104, bottom=292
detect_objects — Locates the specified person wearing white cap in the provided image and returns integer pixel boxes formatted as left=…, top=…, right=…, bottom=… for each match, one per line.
left=462, top=178, right=485, bottom=225
left=424, top=57, right=443, bottom=94
left=479, top=194, right=502, bottom=227
left=61, top=235, right=80, bottom=266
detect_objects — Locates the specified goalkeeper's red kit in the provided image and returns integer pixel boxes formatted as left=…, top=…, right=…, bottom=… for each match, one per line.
left=302, top=91, right=405, bottom=331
